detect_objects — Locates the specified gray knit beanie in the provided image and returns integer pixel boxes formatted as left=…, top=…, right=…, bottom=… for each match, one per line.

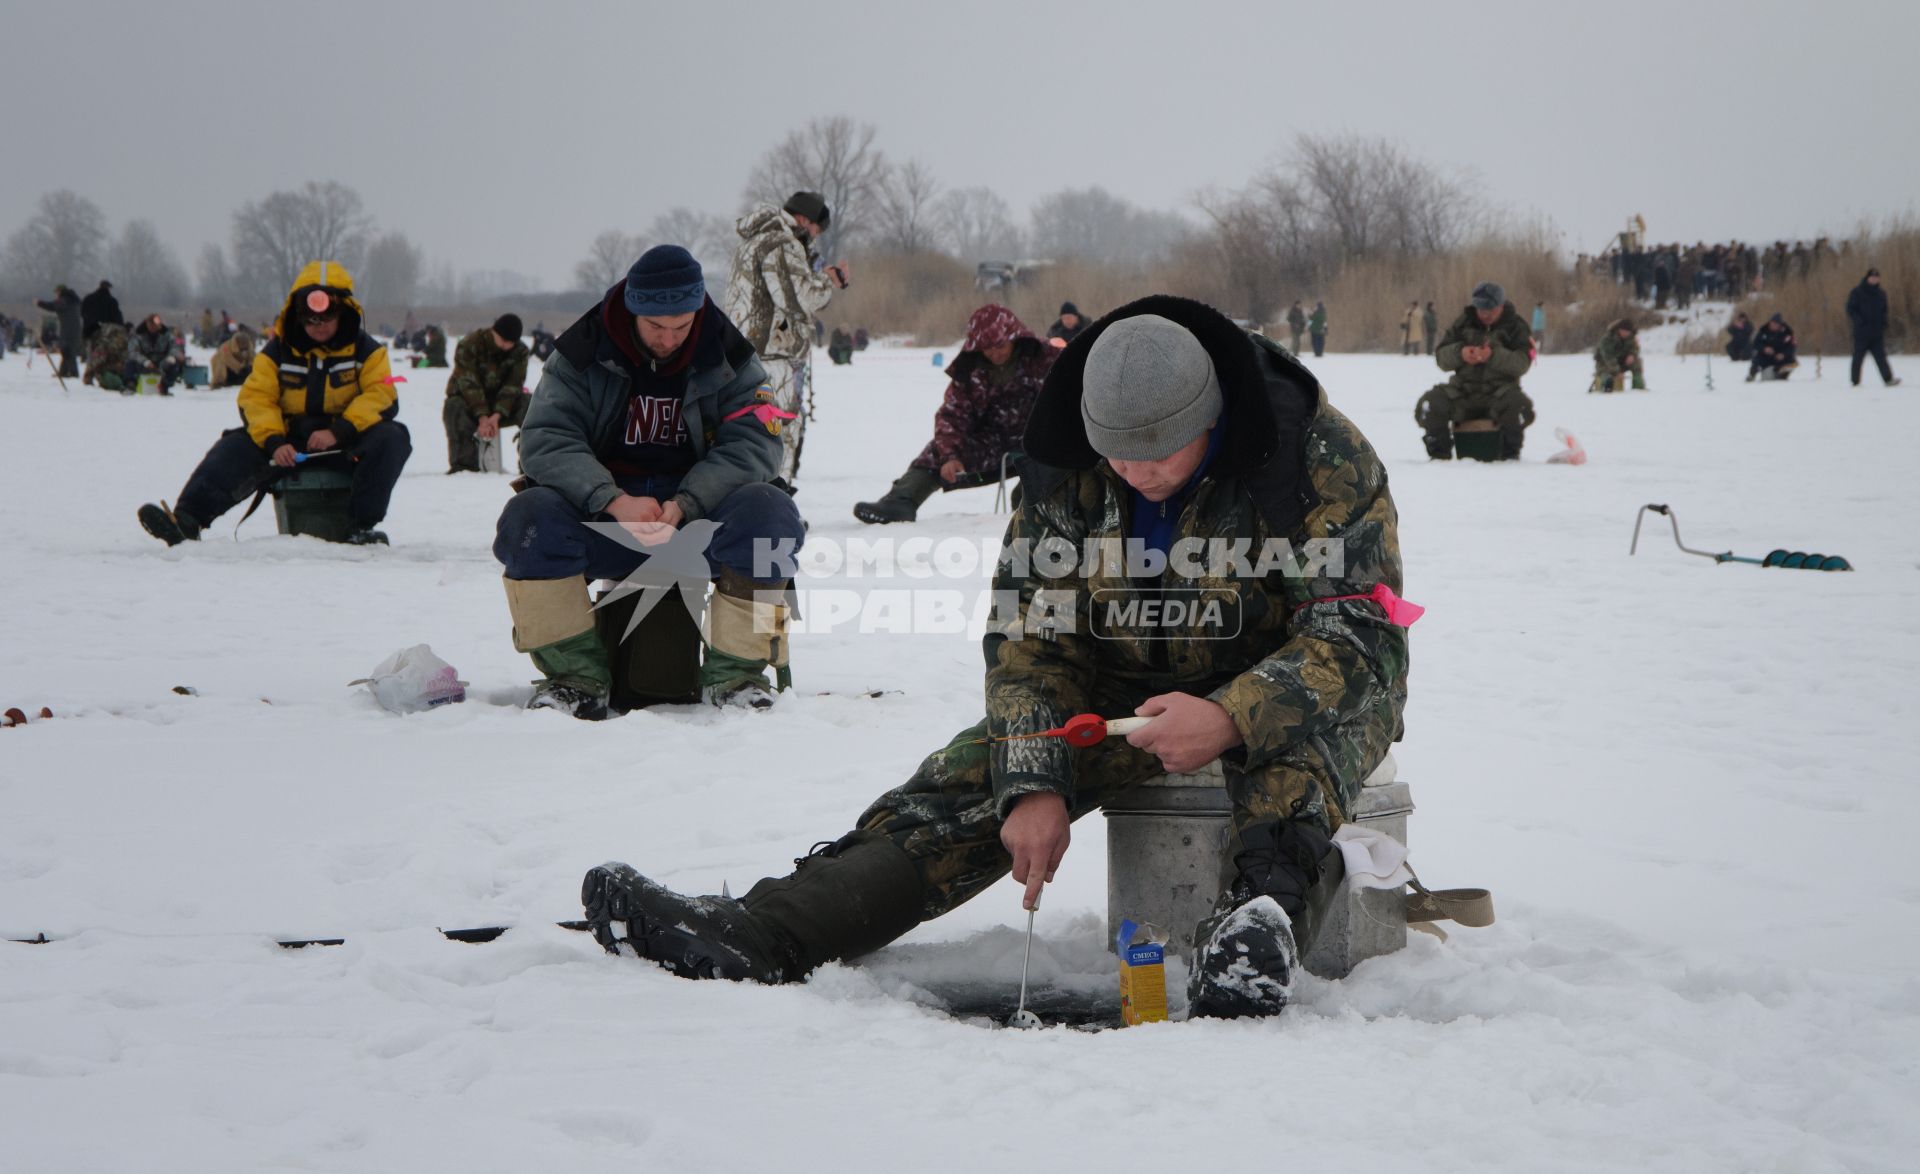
left=1080, top=315, right=1223, bottom=461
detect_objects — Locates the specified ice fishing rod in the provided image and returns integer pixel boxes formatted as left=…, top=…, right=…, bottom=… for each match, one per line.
left=8, top=922, right=596, bottom=949
left=965, top=713, right=1155, bottom=748
left=1630, top=504, right=1852, bottom=571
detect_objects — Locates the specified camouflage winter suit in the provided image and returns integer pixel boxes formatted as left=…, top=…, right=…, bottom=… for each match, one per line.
left=724, top=205, right=836, bottom=476
left=856, top=296, right=1409, bottom=920
left=443, top=327, right=532, bottom=471
left=85, top=324, right=130, bottom=389
left=1415, top=302, right=1536, bottom=459
left=1592, top=319, right=1643, bottom=391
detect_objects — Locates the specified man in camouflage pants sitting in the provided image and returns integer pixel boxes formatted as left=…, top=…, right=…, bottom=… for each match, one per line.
left=1415, top=281, right=1536, bottom=460
left=84, top=321, right=131, bottom=390
left=582, top=295, right=1411, bottom=1019
left=1591, top=318, right=1646, bottom=393
left=443, top=314, right=533, bottom=472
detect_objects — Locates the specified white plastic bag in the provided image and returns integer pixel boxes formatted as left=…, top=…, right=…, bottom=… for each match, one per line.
left=349, top=644, right=468, bottom=714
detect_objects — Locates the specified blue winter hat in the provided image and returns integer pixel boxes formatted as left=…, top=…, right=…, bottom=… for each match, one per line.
left=623, top=245, right=705, bottom=316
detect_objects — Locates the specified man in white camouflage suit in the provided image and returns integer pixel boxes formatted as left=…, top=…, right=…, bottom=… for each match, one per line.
left=723, top=191, right=848, bottom=483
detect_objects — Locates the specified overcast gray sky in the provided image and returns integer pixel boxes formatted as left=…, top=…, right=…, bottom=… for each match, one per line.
left=6, top=0, right=1915, bottom=292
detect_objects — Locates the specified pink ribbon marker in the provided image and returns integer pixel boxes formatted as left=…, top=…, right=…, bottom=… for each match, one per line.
left=1297, top=583, right=1425, bottom=627
left=381, top=375, right=408, bottom=385
left=722, top=403, right=798, bottom=426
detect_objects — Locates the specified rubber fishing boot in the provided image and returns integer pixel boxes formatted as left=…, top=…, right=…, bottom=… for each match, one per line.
left=581, top=830, right=926, bottom=983
left=505, top=575, right=612, bottom=720
left=853, top=466, right=941, bottom=525
left=700, top=569, right=791, bottom=710
left=1188, top=819, right=1336, bottom=1019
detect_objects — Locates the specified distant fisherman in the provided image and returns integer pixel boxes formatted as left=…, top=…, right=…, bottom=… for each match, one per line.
left=137, top=262, right=411, bottom=547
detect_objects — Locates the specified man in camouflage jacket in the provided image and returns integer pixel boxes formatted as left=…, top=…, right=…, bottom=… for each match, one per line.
left=443, top=314, right=533, bottom=472
left=126, top=313, right=187, bottom=395
left=84, top=321, right=131, bottom=390
left=853, top=304, right=1055, bottom=524
left=1415, top=281, right=1536, bottom=459
left=581, top=295, right=1413, bottom=1019
left=1591, top=318, right=1645, bottom=392
left=723, top=191, right=846, bottom=482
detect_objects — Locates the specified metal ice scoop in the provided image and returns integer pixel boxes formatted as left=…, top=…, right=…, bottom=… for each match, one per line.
left=1008, top=902, right=1042, bottom=1029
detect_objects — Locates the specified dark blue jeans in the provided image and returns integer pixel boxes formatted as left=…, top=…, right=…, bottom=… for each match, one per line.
left=494, top=477, right=804, bottom=584
left=175, top=420, right=412, bottom=529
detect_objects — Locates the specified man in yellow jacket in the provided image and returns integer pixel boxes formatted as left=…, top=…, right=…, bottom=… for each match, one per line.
left=138, top=261, right=413, bottom=546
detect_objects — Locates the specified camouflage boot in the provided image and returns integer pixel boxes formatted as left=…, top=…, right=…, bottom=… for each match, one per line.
left=505, top=575, right=612, bottom=720
left=700, top=570, right=791, bottom=710
left=581, top=830, right=925, bottom=983
left=1188, top=820, right=1334, bottom=1019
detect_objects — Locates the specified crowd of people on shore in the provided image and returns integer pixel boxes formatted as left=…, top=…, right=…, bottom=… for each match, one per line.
left=1577, top=238, right=1857, bottom=309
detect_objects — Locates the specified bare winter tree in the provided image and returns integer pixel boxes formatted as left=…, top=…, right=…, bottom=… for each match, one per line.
left=1293, top=134, right=1390, bottom=262
left=107, top=220, right=192, bottom=308
left=1189, top=135, right=1488, bottom=324
left=741, top=116, right=889, bottom=257
left=1130, top=208, right=1197, bottom=264
left=0, top=189, right=109, bottom=295
left=937, top=187, right=1023, bottom=262
left=1030, top=186, right=1190, bottom=266
left=1379, top=151, right=1482, bottom=256
left=574, top=229, right=648, bottom=293
left=462, top=269, right=541, bottom=300
left=1030, top=187, right=1123, bottom=262
left=418, top=259, right=461, bottom=306
left=644, top=207, right=733, bottom=281
left=229, top=193, right=308, bottom=303
left=289, top=181, right=373, bottom=271
left=1195, top=187, right=1291, bottom=324
left=195, top=244, right=236, bottom=306
left=1289, top=134, right=1479, bottom=263
left=870, top=159, right=944, bottom=255
left=358, top=231, right=426, bottom=308
left=230, top=181, right=373, bottom=302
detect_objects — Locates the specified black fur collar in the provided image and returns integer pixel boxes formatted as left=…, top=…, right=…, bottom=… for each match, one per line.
left=1023, top=294, right=1320, bottom=477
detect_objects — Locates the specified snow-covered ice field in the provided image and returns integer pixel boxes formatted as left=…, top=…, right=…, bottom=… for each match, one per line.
left=2, top=327, right=1916, bottom=1172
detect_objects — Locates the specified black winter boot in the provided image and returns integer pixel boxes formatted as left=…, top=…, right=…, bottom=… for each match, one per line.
left=853, top=466, right=941, bottom=525
left=582, top=830, right=925, bottom=983
left=138, top=501, right=202, bottom=547
left=1188, top=820, right=1335, bottom=1019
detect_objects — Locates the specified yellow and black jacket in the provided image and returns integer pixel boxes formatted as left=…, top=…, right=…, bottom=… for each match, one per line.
left=236, top=261, right=397, bottom=450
